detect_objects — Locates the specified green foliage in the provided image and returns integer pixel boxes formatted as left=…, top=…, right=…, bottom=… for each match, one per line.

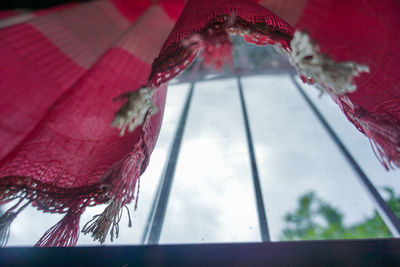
left=280, top=188, right=400, bottom=241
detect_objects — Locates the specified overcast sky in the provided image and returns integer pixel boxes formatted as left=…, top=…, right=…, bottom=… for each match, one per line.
left=6, top=74, right=399, bottom=246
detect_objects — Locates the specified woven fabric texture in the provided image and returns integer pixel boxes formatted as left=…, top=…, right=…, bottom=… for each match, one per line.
left=0, top=0, right=399, bottom=246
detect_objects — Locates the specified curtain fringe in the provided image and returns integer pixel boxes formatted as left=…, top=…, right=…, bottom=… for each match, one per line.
left=147, top=11, right=292, bottom=89
left=81, top=200, right=128, bottom=244
left=343, top=104, right=400, bottom=170
left=0, top=115, right=145, bottom=247
left=81, top=145, right=144, bottom=244
left=34, top=204, right=85, bottom=247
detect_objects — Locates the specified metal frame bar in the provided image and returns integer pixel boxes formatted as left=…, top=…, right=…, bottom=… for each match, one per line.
left=3, top=239, right=400, bottom=266
left=143, top=83, right=195, bottom=244
left=290, top=74, right=400, bottom=237
left=169, top=68, right=292, bottom=85
left=237, top=77, right=271, bottom=242
left=142, top=72, right=399, bottom=245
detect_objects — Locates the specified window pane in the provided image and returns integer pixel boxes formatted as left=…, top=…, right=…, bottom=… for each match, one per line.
left=298, top=78, right=400, bottom=219
left=160, top=78, right=261, bottom=244
left=241, top=75, right=391, bottom=241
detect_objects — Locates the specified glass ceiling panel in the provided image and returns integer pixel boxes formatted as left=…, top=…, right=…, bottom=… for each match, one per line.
left=240, top=75, right=391, bottom=241
left=297, top=77, right=400, bottom=225
left=159, top=78, right=261, bottom=244
left=298, top=77, right=400, bottom=194
left=5, top=74, right=397, bottom=246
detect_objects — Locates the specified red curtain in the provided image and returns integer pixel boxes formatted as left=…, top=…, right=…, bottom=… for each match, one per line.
left=0, top=0, right=399, bottom=246
left=260, top=0, right=400, bottom=170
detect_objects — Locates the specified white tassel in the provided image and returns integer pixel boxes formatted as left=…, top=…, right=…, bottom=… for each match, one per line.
left=111, top=87, right=158, bottom=136
left=82, top=201, right=132, bottom=243
left=289, top=31, right=370, bottom=95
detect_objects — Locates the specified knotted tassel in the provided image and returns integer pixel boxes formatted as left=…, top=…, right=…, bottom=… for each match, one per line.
left=35, top=206, right=85, bottom=247
left=81, top=201, right=132, bottom=243
left=0, top=199, right=30, bottom=247
left=111, top=87, right=158, bottom=136
left=82, top=150, right=142, bottom=243
left=288, top=31, right=370, bottom=95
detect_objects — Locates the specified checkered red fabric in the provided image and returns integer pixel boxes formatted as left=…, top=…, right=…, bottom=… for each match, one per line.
left=0, top=0, right=399, bottom=246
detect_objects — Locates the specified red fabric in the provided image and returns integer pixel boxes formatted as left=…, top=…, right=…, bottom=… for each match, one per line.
left=148, top=0, right=293, bottom=88
left=111, top=0, right=152, bottom=22
left=0, top=23, right=85, bottom=160
left=257, top=0, right=400, bottom=168
left=297, top=0, right=400, bottom=168
left=1, top=0, right=399, bottom=246
left=0, top=0, right=176, bottom=246
left=0, top=10, right=17, bottom=19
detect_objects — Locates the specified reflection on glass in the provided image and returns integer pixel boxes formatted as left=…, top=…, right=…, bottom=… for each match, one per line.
left=299, top=78, right=400, bottom=218
left=241, top=75, right=388, bottom=241
left=159, top=78, right=261, bottom=244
